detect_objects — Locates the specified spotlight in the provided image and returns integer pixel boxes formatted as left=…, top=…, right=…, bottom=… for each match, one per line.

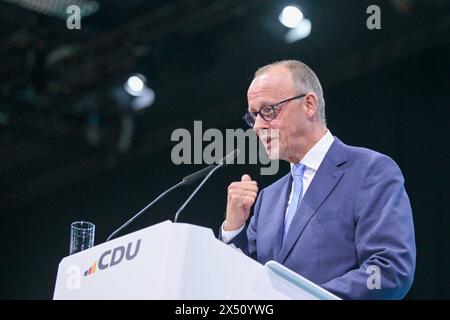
left=121, top=73, right=155, bottom=110
left=285, top=19, right=312, bottom=43
left=124, top=74, right=145, bottom=96
left=279, top=6, right=303, bottom=29
left=130, top=87, right=155, bottom=111
left=3, top=0, right=99, bottom=19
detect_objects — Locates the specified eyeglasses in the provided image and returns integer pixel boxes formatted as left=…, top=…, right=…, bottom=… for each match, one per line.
left=243, top=94, right=306, bottom=128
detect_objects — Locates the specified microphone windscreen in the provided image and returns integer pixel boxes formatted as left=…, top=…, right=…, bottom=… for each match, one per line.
left=182, top=165, right=215, bottom=185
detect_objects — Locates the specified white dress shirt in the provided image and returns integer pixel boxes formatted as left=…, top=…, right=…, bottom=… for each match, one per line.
left=221, top=130, right=335, bottom=243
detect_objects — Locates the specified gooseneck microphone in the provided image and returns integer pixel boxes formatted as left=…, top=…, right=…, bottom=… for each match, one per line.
left=106, top=164, right=215, bottom=241
left=106, top=149, right=239, bottom=241
left=173, top=149, right=240, bottom=223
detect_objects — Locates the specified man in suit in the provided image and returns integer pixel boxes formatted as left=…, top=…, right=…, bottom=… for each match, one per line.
left=220, top=60, right=416, bottom=299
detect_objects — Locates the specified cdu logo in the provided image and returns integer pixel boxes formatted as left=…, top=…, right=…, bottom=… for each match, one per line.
left=96, top=239, right=141, bottom=273
left=66, top=239, right=142, bottom=289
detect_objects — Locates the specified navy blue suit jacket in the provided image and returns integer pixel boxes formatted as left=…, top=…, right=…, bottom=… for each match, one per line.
left=226, top=137, right=416, bottom=299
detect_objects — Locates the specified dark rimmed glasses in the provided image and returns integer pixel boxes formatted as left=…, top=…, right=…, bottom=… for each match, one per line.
left=243, top=94, right=306, bottom=128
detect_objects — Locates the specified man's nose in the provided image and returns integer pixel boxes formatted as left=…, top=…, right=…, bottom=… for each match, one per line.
left=253, top=114, right=270, bottom=134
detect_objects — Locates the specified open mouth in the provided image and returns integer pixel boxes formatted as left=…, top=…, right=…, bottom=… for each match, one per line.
left=258, top=129, right=279, bottom=150
left=265, top=137, right=277, bottom=149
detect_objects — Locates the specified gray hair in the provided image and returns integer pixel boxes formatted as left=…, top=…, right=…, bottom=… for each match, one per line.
left=255, top=60, right=326, bottom=124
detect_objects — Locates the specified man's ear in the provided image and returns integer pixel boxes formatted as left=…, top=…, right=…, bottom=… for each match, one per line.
left=304, top=92, right=318, bottom=119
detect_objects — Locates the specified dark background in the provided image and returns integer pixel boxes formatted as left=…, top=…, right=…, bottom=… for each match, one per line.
left=0, top=0, right=449, bottom=299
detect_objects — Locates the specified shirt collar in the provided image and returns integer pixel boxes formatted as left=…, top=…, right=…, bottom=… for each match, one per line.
left=290, top=130, right=335, bottom=171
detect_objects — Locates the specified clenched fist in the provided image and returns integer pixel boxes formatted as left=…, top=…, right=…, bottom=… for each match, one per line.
left=224, top=174, right=259, bottom=231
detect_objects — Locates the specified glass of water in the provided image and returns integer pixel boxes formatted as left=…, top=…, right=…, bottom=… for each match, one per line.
left=69, top=221, right=95, bottom=255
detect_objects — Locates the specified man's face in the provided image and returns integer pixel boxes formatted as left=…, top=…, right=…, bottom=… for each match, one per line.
left=247, top=66, right=307, bottom=162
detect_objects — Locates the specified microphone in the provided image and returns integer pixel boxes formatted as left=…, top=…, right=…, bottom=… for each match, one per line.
left=106, top=164, right=215, bottom=241
left=106, top=150, right=239, bottom=241
left=183, top=165, right=215, bottom=185
left=173, top=149, right=240, bottom=223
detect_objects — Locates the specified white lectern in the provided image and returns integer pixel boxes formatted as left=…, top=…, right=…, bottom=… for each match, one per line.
left=54, top=220, right=340, bottom=300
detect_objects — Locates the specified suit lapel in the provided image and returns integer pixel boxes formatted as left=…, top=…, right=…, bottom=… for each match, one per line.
left=276, top=138, right=347, bottom=263
left=264, top=173, right=291, bottom=260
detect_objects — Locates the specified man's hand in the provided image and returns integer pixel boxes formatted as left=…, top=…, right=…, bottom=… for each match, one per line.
left=224, top=174, right=258, bottom=231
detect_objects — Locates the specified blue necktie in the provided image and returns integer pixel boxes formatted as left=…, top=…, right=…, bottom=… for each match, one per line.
left=283, top=163, right=306, bottom=242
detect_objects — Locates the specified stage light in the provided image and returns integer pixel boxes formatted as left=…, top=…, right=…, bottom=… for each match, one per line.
left=124, top=74, right=145, bottom=96
left=121, top=74, right=155, bottom=110
left=130, top=87, right=155, bottom=111
left=2, top=0, right=99, bottom=19
left=279, top=6, right=303, bottom=29
left=284, top=19, right=312, bottom=43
